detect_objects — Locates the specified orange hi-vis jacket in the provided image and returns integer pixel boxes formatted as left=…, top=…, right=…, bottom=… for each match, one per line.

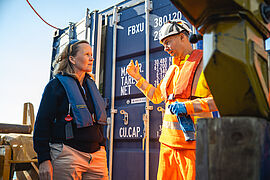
left=136, top=50, right=218, bottom=149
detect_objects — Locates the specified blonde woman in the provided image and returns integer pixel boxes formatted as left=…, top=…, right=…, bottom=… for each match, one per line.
left=34, top=40, right=108, bottom=180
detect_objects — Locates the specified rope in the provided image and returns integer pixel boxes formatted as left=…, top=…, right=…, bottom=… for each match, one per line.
left=26, top=0, right=60, bottom=30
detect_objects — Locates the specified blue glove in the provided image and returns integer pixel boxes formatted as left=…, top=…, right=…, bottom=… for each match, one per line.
left=168, top=102, right=187, bottom=116
left=177, top=116, right=195, bottom=141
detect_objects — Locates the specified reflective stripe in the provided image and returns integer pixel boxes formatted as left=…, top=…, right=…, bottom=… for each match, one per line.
left=160, top=65, right=177, bottom=100
left=189, top=97, right=217, bottom=114
left=200, top=99, right=210, bottom=112
left=140, top=80, right=149, bottom=91
left=191, top=60, right=203, bottom=96
left=193, top=102, right=202, bottom=113
left=207, top=98, right=218, bottom=111
left=165, top=107, right=173, bottom=115
left=147, top=86, right=155, bottom=99
left=173, top=50, right=203, bottom=99
left=192, top=112, right=213, bottom=118
left=163, top=121, right=182, bottom=131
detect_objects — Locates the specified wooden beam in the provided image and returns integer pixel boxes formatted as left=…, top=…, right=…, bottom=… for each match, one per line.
left=0, top=123, right=31, bottom=134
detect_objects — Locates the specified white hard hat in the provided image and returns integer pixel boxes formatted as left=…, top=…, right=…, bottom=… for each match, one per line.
left=159, top=20, right=192, bottom=42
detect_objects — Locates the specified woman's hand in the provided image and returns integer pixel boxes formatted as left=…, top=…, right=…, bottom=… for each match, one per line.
left=39, top=160, right=53, bottom=180
left=127, top=60, right=141, bottom=81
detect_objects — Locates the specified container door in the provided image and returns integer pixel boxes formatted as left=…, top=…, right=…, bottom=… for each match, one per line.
left=100, top=0, right=202, bottom=179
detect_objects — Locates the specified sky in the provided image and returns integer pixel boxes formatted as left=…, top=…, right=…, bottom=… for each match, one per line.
left=0, top=0, right=123, bottom=125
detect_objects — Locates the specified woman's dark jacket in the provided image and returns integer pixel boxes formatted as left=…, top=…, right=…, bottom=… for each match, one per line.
left=33, top=74, right=106, bottom=164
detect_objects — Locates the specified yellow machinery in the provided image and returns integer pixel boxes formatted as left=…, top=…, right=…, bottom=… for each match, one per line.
left=170, top=0, right=270, bottom=117
left=0, top=103, right=38, bottom=180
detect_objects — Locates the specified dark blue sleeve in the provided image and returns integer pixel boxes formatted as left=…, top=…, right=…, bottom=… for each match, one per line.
left=33, top=80, right=58, bottom=164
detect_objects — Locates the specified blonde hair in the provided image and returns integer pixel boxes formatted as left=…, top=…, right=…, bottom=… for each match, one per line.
left=52, top=40, right=89, bottom=77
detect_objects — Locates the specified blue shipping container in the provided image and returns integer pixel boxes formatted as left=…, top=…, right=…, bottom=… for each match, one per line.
left=50, top=0, right=203, bottom=179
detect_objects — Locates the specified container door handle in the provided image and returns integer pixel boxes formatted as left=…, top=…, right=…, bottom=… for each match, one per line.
left=142, top=114, right=147, bottom=151
left=120, top=110, right=129, bottom=125
left=157, top=107, right=165, bottom=138
left=157, top=106, right=165, bottom=118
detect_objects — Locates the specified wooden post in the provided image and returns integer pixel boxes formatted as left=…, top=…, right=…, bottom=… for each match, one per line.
left=23, top=102, right=35, bottom=132
left=196, top=117, right=270, bottom=180
left=2, top=145, right=12, bottom=180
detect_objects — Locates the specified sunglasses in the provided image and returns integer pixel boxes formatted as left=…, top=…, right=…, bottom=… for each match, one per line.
left=67, top=39, right=79, bottom=58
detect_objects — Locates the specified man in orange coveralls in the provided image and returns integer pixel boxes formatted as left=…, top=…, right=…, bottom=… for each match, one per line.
left=127, top=20, right=219, bottom=180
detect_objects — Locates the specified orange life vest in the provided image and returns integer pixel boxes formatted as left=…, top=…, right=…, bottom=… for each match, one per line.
left=160, top=50, right=203, bottom=101
left=159, top=50, right=204, bottom=149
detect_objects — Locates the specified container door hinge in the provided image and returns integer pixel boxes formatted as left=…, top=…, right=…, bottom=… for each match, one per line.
left=111, top=109, right=117, bottom=114
left=112, top=6, right=120, bottom=24
left=86, top=8, right=91, bottom=28
left=145, top=106, right=153, bottom=111
left=145, top=0, right=153, bottom=12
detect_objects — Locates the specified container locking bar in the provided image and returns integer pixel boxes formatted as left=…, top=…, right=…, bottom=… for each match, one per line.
left=142, top=113, right=148, bottom=151
left=144, top=1, right=152, bottom=179
left=157, top=106, right=165, bottom=118
left=157, top=106, right=165, bottom=137
left=142, top=105, right=153, bottom=151
left=109, top=6, right=119, bottom=180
